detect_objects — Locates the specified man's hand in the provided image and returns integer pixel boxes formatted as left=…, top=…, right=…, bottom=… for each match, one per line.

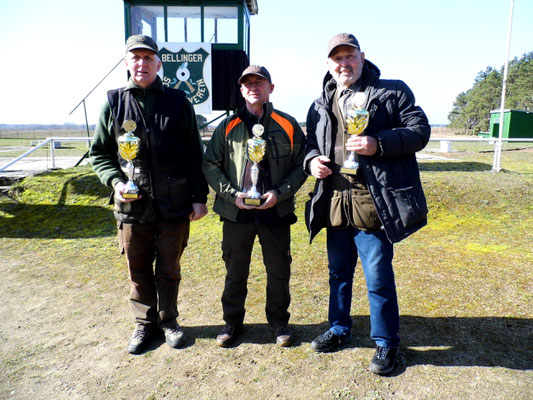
left=235, top=191, right=257, bottom=210
left=114, top=181, right=141, bottom=203
left=346, top=135, right=378, bottom=156
left=310, top=155, right=332, bottom=179
left=235, top=190, right=278, bottom=210
left=256, top=190, right=278, bottom=210
left=189, top=203, right=208, bottom=221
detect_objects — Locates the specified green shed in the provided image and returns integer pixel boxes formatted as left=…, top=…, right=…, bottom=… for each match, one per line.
left=487, top=109, right=533, bottom=139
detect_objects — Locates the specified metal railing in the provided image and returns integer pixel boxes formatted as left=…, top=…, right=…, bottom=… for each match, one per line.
left=0, top=137, right=93, bottom=172
left=429, top=137, right=533, bottom=142
left=1, top=135, right=531, bottom=174
left=428, top=137, right=533, bottom=152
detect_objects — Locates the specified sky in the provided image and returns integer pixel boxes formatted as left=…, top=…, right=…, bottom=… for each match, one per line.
left=0, top=0, right=532, bottom=126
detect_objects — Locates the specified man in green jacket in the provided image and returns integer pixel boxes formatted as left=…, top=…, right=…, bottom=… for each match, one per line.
left=90, top=35, right=208, bottom=354
left=203, top=65, right=306, bottom=347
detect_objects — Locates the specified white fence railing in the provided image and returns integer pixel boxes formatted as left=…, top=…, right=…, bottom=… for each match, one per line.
left=428, top=137, right=533, bottom=152
left=0, top=137, right=93, bottom=172
left=1, top=136, right=532, bottom=173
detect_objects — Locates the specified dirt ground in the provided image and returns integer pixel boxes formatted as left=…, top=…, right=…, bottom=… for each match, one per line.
left=1, top=246, right=531, bottom=400
left=1, top=134, right=532, bottom=399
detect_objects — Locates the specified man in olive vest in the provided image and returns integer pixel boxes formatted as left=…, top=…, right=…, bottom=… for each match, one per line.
left=90, top=35, right=208, bottom=354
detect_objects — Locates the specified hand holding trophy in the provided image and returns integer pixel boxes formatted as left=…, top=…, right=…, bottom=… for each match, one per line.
left=118, top=120, right=141, bottom=199
left=340, top=92, right=369, bottom=175
left=244, top=123, right=267, bottom=206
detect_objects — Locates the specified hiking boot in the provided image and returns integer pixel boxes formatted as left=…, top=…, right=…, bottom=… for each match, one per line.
left=161, top=321, right=186, bottom=349
left=310, top=330, right=351, bottom=352
left=216, top=324, right=243, bottom=347
left=369, top=346, right=398, bottom=375
left=275, top=326, right=294, bottom=347
left=127, top=323, right=155, bottom=354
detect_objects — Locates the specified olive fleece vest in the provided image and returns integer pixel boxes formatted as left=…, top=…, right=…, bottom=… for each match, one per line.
left=108, top=86, right=195, bottom=223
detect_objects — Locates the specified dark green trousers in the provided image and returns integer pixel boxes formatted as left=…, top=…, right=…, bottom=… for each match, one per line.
left=221, top=221, right=292, bottom=329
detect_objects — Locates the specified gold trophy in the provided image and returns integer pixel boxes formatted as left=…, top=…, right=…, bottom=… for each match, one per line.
left=340, top=92, right=369, bottom=175
left=118, top=120, right=141, bottom=199
left=244, top=123, right=267, bottom=206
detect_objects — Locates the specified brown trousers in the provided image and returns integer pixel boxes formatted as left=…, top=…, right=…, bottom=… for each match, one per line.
left=118, top=219, right=190, bottom=326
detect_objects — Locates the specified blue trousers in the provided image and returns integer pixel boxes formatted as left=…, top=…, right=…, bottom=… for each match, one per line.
left=326, top=227, right=400, bottom=348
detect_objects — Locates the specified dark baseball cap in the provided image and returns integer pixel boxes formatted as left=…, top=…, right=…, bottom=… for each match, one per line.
left=327, top=33, right=360, bottom=57
left=125, top=34, right=159, bottom=54
left=238, top=65, right=272, bottom=84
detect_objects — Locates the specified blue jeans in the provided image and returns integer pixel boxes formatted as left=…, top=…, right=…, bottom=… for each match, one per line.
left=326, top=227, right=399, bottom=348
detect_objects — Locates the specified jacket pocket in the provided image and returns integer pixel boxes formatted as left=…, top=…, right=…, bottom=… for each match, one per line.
left=388, top=184, right=428, bottom=228
left=326, top=190, right=349, bottom=228
left=267, top=135, right=292, bottom=160
left=169, top=178, right=191, bottom=211
left=349, top=188, right=381, bottom=230
left=154, top=177, right=192, bottom=218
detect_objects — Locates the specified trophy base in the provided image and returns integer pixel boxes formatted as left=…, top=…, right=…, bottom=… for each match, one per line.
left=339, top=166, right=358, bottom=175
left=243, top=197, right=264, bottom=206
left=122, top=192, right=139, bottom=199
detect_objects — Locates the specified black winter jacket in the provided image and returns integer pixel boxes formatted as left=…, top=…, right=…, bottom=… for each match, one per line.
left=304, top=60, right=430, bottom=243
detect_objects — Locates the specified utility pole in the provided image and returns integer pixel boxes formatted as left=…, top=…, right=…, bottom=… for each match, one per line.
left=492, top=0, right=515, bottom=172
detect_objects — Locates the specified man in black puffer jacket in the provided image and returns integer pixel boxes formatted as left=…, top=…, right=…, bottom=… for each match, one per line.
left=304, top=33, right=430, bottom=375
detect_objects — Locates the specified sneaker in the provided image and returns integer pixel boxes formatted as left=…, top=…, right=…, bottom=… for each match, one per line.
left=275, top=326, right=294, bottom=347
left=161, top=321, right=186, bottom=348
left=369, top=346, right=398, bottom=375
left=127, top=323, right=155, bottom=354
left=216, top=324, right=243, bottom=347
left=310, top=330, right=351, bottom=352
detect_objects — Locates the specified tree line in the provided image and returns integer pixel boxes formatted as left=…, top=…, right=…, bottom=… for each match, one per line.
left=448, top=52, right=533, bottom=135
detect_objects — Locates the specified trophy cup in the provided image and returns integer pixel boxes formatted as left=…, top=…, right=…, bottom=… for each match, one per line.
left=118, top=120, right=141, bottom=199
left=243, top=123, right=267, bottom=206
left=339, top=93, right=369, bottom=175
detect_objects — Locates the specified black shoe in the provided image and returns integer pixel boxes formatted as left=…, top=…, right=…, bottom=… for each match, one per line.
left=310, top=330, right=351, bottom=352
left=275, top=326, right=294, bottom=347
left=161, top=321, right=186, bottom=348
left=369, top=346, right=398, bottom=375
left=127, top=323, right=155, bottom=354
left=216, top=324, right=243, bottom=347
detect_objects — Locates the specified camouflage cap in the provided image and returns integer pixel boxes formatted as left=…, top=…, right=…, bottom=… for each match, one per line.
left=327, top=33, right=360, bottom=57
left=238, top=65, right=272, bottom=84
left=125, top=34, right=159, bottom=54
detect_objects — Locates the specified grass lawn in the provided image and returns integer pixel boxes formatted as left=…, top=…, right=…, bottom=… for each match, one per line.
left=0, top=143, right=531, bottom=400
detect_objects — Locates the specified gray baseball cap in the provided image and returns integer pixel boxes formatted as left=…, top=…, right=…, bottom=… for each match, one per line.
left=125, top=34, right=159, bottom=54
left=238, top=65, right=272, bottom=84
left=327, top=33, right=360, bottom=57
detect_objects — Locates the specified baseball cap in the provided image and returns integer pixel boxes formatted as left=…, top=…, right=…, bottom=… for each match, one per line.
left=238, top=65, right=272, bottom=84
left=327, top=33, right=360, bottom=57
left=125, top=34, right=159, bottom=54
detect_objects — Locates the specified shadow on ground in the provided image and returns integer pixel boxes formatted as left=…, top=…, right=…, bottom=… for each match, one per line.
left=419, top=161, right=492, bottom=172
left=0, top=203, right=113, bottom=238
left=0, top=171, right=114, bottom=238
left=139, top=316, right=533, bottom=372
